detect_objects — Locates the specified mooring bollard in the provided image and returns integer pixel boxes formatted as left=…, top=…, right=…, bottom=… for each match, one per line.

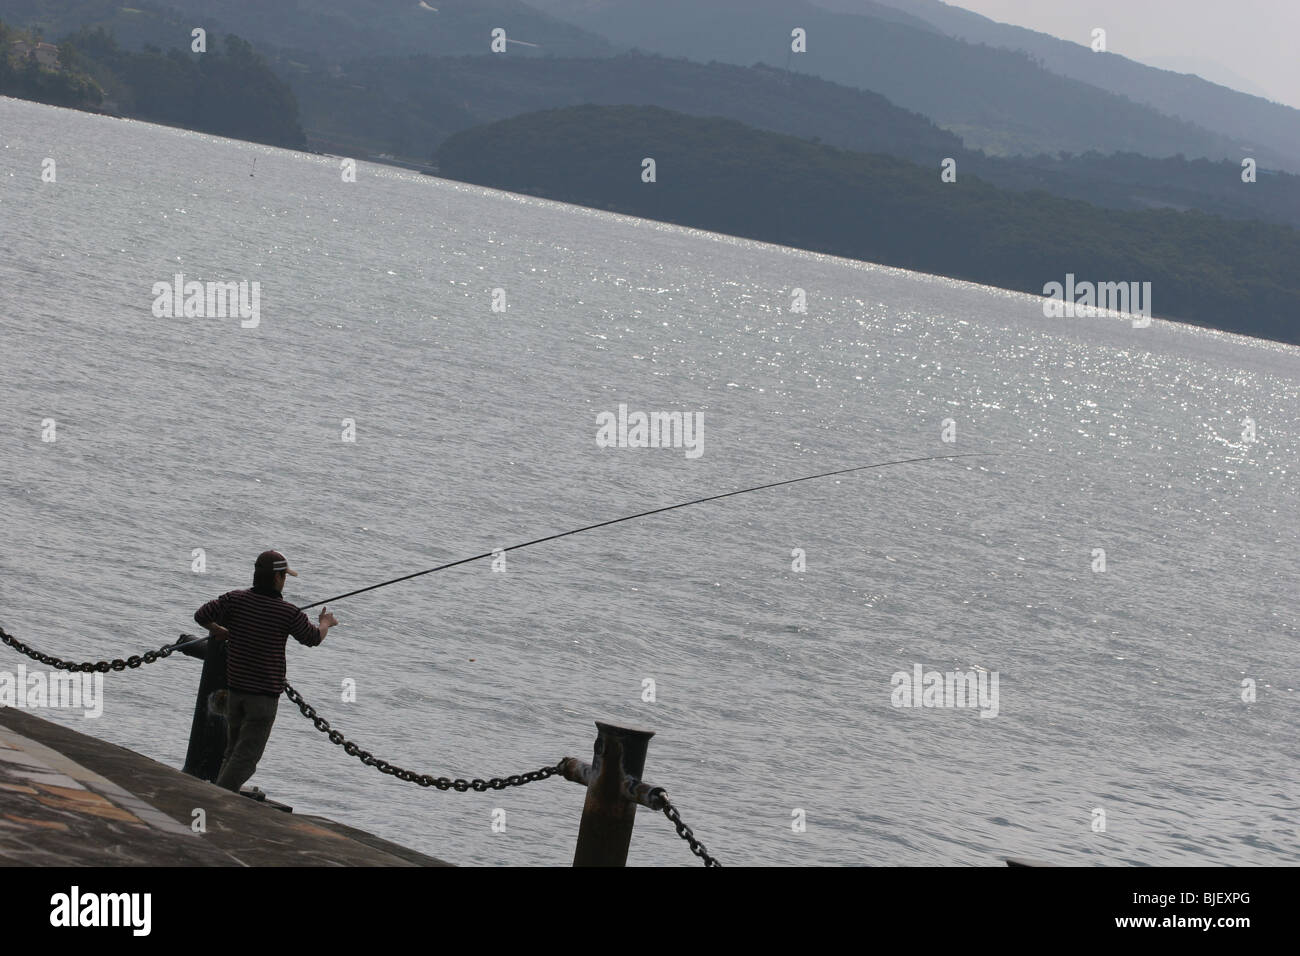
left=572, top=721, right=655, bottom=867
left=179, top=635, right=229, bottom=782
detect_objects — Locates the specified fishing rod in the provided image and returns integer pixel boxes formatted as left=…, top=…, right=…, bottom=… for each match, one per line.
left=294, top=452, right=999, bottom=613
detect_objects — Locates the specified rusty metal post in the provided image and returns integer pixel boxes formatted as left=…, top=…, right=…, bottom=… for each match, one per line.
left=572, top=721, right=655, bottom=867
left=178, top=635, right=229, bottom=782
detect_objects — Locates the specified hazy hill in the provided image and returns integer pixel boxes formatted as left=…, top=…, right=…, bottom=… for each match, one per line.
left=978, top=152, right=1300, bottom=230
left=521, top=0, right=1282, bottom=169
left=140, top=0, right=613, bottom=58
left=69, top=25, right=306, bottom=146
left=823, top=0, right=1300, bottom=172
left=7, top=1, right=1297, bottom=229
left=0, top=0, right=217, bottom=50
left=287, top=51, right=966, bottom=164
left=0, top=0, right=614, bottom=57
left=437, top=104, right=1300, bottom=344
left=281, top=49, right=1300, bottom=231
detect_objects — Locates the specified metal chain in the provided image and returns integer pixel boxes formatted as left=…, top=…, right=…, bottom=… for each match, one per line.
left=286, top=684, right=721, bottom=864
left=660, top=798, right=722, bottom=867
left=282, top=682, right=564, bottom=792
left=0, top=624, right=180, bottom=672
left=2, top=622, right=721, bottom=865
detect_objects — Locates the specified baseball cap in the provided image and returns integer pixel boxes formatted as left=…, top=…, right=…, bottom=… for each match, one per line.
left=255, top=550, right=298, bottom=576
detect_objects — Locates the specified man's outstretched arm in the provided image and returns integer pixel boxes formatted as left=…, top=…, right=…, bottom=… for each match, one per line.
left=290, top=607, right=337, bottom=647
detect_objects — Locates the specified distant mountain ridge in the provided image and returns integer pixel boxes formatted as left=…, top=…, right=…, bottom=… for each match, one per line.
left=819, top=0, right=1300, bottom=170
left=521, top=0, right=1296, bottom=171
left=288, top=52, right=966, bottom=166
left=145, top=0, right=614, bottom=57
left=9, top=0, right=1294, bottom=173
left=279, top=49, right=1300, bottom=231
left=5, top=1, right=1299, bottom=230
left=0, top=0, right=615, bottom=58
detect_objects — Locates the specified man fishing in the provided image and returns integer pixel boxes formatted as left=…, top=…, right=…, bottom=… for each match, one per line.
left=193, top=550, right=338, bottom=793
left=178, top=456, right=983, bottom=796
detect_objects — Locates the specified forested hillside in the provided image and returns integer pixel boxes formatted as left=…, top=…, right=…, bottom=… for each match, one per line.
left=439, top=105, right=1300, bottom=344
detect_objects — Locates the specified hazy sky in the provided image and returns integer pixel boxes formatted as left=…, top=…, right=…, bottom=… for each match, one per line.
left=949, top=0, right=1300, bottom=109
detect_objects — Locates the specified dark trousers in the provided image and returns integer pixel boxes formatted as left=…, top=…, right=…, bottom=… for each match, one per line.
left=215, top=689, right=279, bottom=792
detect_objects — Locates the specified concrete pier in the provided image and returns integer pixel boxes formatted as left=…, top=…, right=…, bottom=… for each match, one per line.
left=0, top=707, right=450, bottom=866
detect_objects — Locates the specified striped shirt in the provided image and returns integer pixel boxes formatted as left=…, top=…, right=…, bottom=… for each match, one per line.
left=194, top=589, right=323, bottom=696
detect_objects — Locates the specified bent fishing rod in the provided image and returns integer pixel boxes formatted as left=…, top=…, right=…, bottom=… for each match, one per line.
left=291, top=452, right=999, bottom=613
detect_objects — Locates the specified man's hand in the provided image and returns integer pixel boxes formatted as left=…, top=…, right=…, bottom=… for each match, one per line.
left=318, top=607, right=338, bottom=638
left=206, top=623, right=231, bottom=642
